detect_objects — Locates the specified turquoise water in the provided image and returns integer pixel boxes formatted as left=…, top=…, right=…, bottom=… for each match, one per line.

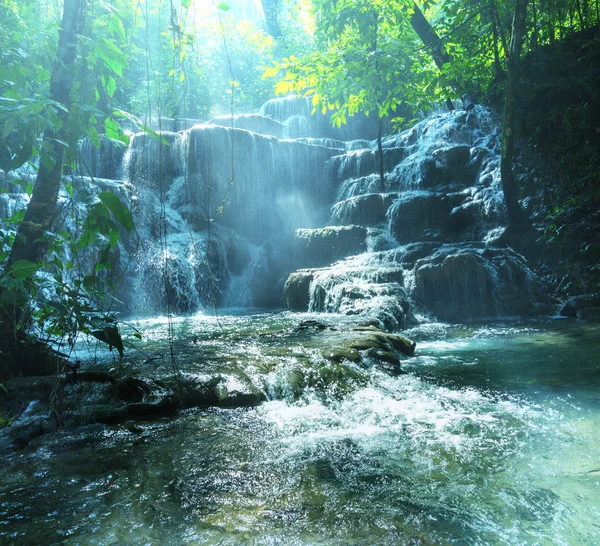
left=1, top=314, right=599, bottom=545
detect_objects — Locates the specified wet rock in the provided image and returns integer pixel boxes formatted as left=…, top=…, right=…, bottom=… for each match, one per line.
left=294, top=319, right=328, bottom=333
left=560, top=293, right=600, bottom=317
left=389, top=193, right=465, bottom=243
left=284, top=270, right=314, bottom=311
left=209, top=114, right=285, bottom=138
left=419, top=145, right=475, bottom=189
left=76, top=138, right=127, bottom=180
left=323, top=347, right=361, bottom=364
left=9, top=418, right=57, bottom=449
left=331, top=193, right=397, bottom=226
left=112, top=377, right=151, bottom=403
left=127, top=131, right=182, bottom=190
left=414, top=246, right=547, bottom=321
left=445, top=199, right=486, bottom=237
left=311, top=275, right=411, bottom=331
left=576, top=307, right=600, bottom=322
left=173, top=373, right=265, bottom=408
left=349, top=327, right=416, bottom=357
left=176, top=203, right=208, bottom=231
left=295, top=225, right=367, bottom=267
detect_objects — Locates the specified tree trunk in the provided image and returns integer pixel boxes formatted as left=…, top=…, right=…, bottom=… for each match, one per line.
left=261, top=0, right=282, bottom=39
left=409, top=2, right=456, bottom=109
left=500, top=0, right=530, bottom=235
left=7, top=0, right=86, bottom=267
left=377, top=116, right=385, bottom=192
left=491, top=1, right=503, bottom=83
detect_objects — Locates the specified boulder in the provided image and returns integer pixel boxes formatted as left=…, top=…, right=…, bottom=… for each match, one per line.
left=576, top=307, right=600, bottom=321
left=413, top=247, right=548, bottom=321
left=419, top=145, right=476, bottom=189
left=311, top=274, right=411, bottom=331
left=209, top=114, right=285, bottom=138
left=560, top=293, right=600, bottom=317
left=444, top=199, right=486, bottom=237
left=331, top=193, right=397, bottom=226
left=284, top=270, right=314, bottom=311
left=295, top=225, right=367, bottom=267
left=388, top=193, right=466, bottom=243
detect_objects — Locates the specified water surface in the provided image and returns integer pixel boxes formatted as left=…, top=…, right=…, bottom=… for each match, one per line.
left=1, top=313, right=599, bottom=545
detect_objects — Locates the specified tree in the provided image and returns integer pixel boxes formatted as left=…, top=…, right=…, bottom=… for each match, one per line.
left=261, top=0, right=283, bottom=38
left=499, top=0, right=531, bottom=235
left=263, top=0, right=445, bottom=191
left=7, top=0, right=87, bottom=268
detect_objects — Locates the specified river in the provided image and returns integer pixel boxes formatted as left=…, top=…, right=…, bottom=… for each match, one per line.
left=1, top=312, right=599, bottom=545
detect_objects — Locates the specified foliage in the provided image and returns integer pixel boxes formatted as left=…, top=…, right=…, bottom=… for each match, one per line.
left=0, top=0, right=139, bottom=370
left=0, top=176, right=134, bottom=358
left=263, top=0, right=443, bottom=128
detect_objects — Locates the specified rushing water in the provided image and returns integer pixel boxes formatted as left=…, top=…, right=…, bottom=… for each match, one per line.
left=1, top=313, right=599, bottom=545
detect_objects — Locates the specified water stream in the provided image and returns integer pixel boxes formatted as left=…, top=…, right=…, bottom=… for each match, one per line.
left=2, top=313, right=599, bottom=545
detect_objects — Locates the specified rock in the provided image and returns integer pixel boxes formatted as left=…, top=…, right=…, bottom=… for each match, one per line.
left=322, top=347, right=362, bottom=364
left=560, top=293, right=600, bottom=317
left=209, top=114, right=285, bottom=138
left=127, top=131, right=182, bottom=190
left=295, top=225, right=367, bottom=267
left=348, top=328, right=416, bottom=357
left=284, top=270, right=314, bottom=311
left=413, top=246, right=548, bottom=321
left=311, top=276, right=411, bottom=331
left=389, top=193, right=466, bottom=243
left=176, top=204, right=208, bottom=231
left=444, top=199, right=486, bottom=237
left=294, top=319, right=328, bottom=333
left=331, top=193, right=397, bottom=226
left=112, top=377, right=151, bottom=402
left=576, top=306, right=600, bottom=321
left=420, top=145, right=476, bottom=189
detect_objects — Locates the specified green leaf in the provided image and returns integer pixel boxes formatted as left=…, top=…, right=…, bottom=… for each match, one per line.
left=83, top=275, right=98, bottom=289
left=91, top=326, right=124, bottom=357
left=98, top=192, right=133, bottom=232
left=11, top=142, right=33, bottom=169
left=217, top=2, right=229, bottom=10
left=10, top=260, right=41, bottom=279
left=182, top=0, right=194, bottom=7
left=2, top=118, right=15, bottom=138
left=140, top=125, right=170, bottom=146
left=104, top=117, right=120, bottom=140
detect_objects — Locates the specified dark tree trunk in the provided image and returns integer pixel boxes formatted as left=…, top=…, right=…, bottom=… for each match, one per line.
left=491, top=1, right=503, bottom=82
left=410, top=2, right=457, bottom=109
left=500, top=0, right=530, bottom=234
left=377, top=116, right=385, bottom=192
left=7, top=0, right=86, bottom=268
left=261, top=0, right=282, bottom=39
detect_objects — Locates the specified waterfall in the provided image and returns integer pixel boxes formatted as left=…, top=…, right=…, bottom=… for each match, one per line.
left=1, top=100, right=549, bottom=323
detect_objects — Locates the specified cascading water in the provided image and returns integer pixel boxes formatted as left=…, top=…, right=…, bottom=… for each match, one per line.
left=69, top=98, right=549, bottom=321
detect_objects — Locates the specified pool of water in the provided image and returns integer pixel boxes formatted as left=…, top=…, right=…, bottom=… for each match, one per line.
left=1, top=313, right=599, bottom=545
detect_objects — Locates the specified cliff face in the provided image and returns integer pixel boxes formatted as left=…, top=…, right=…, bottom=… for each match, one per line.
left=513, top=29, right=600, bottom=294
